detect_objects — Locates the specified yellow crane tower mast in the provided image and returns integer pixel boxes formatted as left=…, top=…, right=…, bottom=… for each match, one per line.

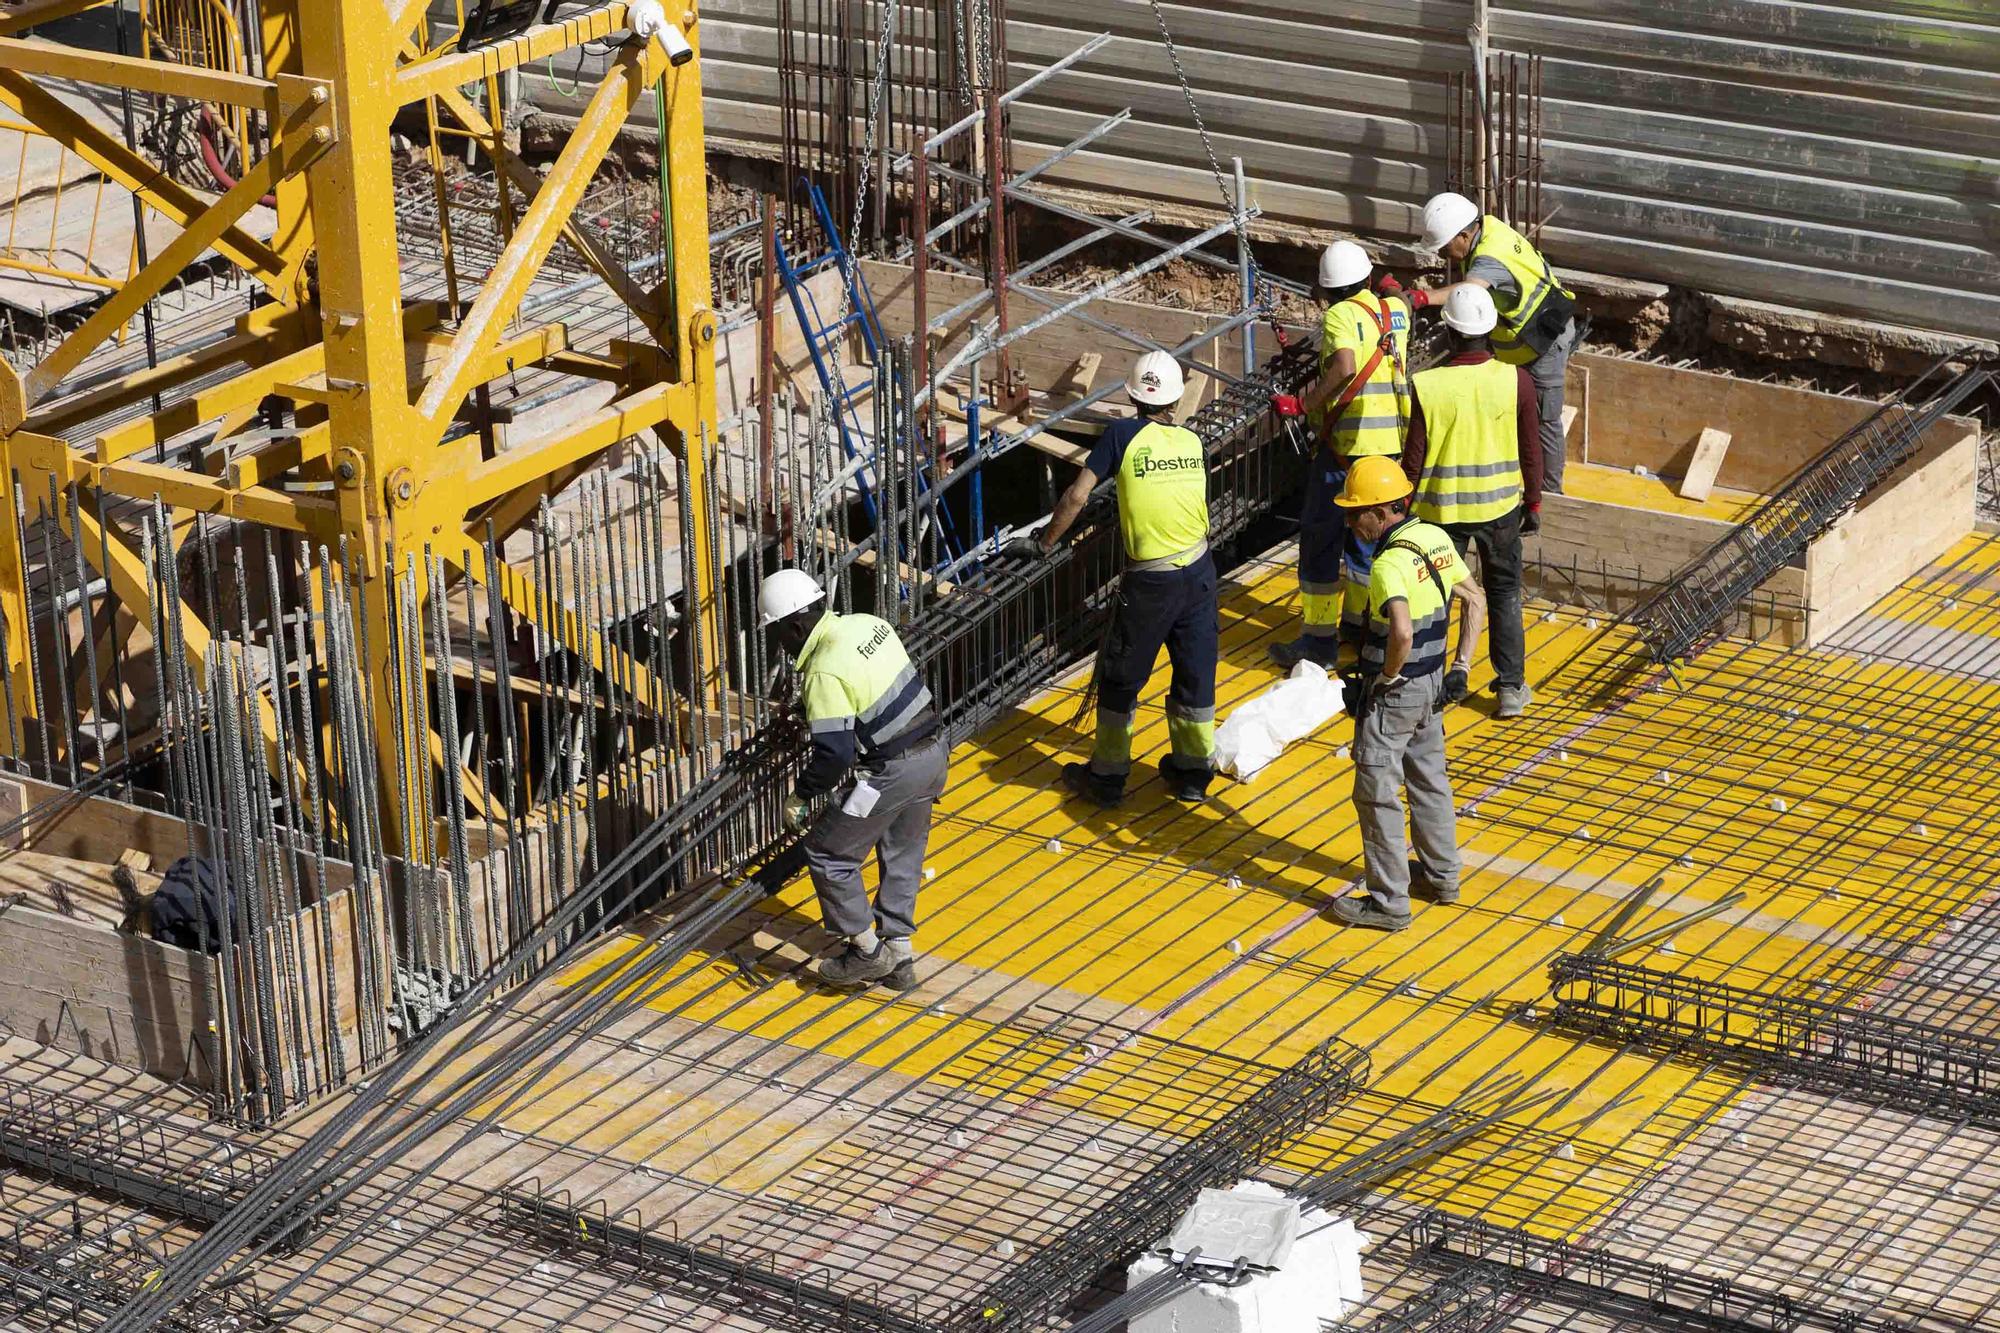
left=0, top=0, right=719, bottom=850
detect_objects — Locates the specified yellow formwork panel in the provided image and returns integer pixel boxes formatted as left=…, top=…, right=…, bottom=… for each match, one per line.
left=561, top=540, right=2000, bottom=1240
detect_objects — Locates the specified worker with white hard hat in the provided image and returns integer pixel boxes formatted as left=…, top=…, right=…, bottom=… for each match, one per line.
left=759, top=568, right=947, bottom=991
left=1325, top=456, right=1486, bottom=931
left=1022, top=350, right=1218, bottom=807
left=1409, top=192, right=1578, bottom=495
left=1269, top=240, right=1414, bottom=672
left=1398, top=285, right=1541, bottom=718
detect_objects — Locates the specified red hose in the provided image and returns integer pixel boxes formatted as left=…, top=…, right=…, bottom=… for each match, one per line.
left=196, top=105, right=275, bottom=208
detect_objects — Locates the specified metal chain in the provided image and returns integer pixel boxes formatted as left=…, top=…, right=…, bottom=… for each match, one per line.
left=840, top=0, right=901, bottom=298
left=1145, top=0, right=1283, bottom=335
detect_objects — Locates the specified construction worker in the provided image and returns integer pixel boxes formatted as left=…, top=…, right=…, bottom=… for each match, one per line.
left=762, top=568, right=947, bottom=991
left=1030, top=350, right=1217, bottom=806
left=1326, top=457, right=1486, bottom=932
left=1411, top=192, right=1578, bottom=494
left=1403, top=286, right=1541, bottom=718
left=1270, top=240, right=1412, bottom=670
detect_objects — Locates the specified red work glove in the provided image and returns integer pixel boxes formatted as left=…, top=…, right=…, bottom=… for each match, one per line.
left=1522, top=505, right=1541, bottom=536
left=1375, top=274, right=1404, bottom=297
left=1406, top=286, right=1432, bottom=311
left=1270, top=393, right=1304, bottom=418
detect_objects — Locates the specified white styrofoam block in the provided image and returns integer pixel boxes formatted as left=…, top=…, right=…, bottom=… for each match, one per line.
left=1128, top=1181, right=1365, bottom=1333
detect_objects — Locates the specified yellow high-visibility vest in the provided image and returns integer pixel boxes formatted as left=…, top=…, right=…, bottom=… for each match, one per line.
left=1410, top=359, right=1523, bottom=527
left=1470, top=213, right=1574, bottom=366
left=1116, top=421, right=1210, bottom=568
left=1312, top=291, right=1409, bottom=458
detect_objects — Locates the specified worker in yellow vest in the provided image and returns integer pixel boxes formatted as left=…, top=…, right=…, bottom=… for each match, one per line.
left=1401, top=286, right=1542, bottom=718
left=1030, top=351, right=1217, bottom=807
left=1410, top=193, right=1578, bottom=495
left=1270, top=241, right=1412, bottom=671
left=1326, top=457, right=1486, bottom=931
left=763, top=569, right=947, bottom=991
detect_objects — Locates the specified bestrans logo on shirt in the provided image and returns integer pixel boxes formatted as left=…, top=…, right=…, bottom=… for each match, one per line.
left=1131, top=445, right=1200, bottom=476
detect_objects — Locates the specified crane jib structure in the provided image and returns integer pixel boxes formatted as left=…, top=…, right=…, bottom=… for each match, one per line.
left=0, top=0, right=721, bottom=852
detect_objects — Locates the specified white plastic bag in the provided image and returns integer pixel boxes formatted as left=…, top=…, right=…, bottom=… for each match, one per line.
left=1213, top=661, right=1343, bottom=781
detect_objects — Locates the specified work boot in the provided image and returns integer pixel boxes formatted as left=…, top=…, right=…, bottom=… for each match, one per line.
left=1267, top=637, right=1306, bottom=670
left=884, top=959, right=919, bottom=992
left=1269, top=635, right=1339, bottom=671
left=818, top=940, right=898, bottom=989
left=1413, top=862, right=1459, bottom=905
left=1161, top=757, right=1214, bottom=804
left=1327, top=894, right=1412, bottom=932
left=1062, top=762, right=1124, bottom=808
left=1495, top=683, right=1533, bottom=719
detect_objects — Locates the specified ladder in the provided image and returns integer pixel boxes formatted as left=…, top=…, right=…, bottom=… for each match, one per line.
left=773, top=179, right=961, bottom=564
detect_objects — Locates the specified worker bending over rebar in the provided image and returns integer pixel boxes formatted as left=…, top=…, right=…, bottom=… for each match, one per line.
left=1327, top=458, right=1487, bottom=932
left=763, top=570, right=947, bottom=990
left=1020, top=351, right=1218, bottom=807
left=1410, top=191, right=1579, bottom=496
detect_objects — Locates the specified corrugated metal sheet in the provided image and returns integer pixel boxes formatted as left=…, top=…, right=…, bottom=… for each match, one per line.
left=542, top=1, right=2000, bottom=339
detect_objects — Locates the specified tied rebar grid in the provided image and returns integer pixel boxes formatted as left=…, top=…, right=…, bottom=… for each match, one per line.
left=0, top=1080, right=282, bottom=1231
left=96, top=341, right=1320, bottom=1331
left=494, top=1034, right=1366, bottom=1333
left=950, top=1035, right=1368, bottom=1333
left=1628, top=359, right=1994, bottom=664
left=1548, top=954, right=2000, bottom=1128
left=1398, top=1210, right=1927, bottom=1333
left=0, top=1198, right=256, bottom=1332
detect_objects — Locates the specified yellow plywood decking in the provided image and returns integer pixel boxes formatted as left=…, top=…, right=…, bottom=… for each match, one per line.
left=551, top=534, right=2000, bottom=1245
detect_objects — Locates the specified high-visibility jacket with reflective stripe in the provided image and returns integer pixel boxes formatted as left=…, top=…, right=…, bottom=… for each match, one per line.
left=1410, top=359, right=1523, bottom=527
left=1312, top=291, right=1410, bottom=458
left=796, top=611, right=935, bottom=795
left=1116, top=421, right=1210, bottom=568
left=1361, top=518, right=1465, bottom=680
left=1470, top=213, right=1573, bottom=367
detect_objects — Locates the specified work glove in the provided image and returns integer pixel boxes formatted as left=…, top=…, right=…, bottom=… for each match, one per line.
left=1405, top=286, right=1432, bottom=312
left=1375, top=274, right=1404, bottom=298
left=1442, top=667, right=1469, bottom=705
left=1269, top=392, right=1304, bottom=418
left=1521, top=506, right=1541, bottom=536
left=1003, top=535, right=1046, bottom=562
left=784, top=795, right=811, bottom=830
left=1340, top=673, right=1367, bottom=720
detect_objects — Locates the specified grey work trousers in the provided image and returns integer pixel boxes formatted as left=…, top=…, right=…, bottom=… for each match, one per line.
left=1530, top=318, right=1577, bottom=494
left=804, top=736, right=949, bottom=942
left=1351, top=673, right=1461, bottom=916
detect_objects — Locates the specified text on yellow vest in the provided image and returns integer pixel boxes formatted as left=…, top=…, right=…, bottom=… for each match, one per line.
left=1116, top=421, right=1210, bottom=566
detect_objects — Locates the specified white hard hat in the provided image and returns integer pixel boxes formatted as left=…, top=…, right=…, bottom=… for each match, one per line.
left=1420, top=191, right=1481, bottom=253
left=1318, top=240, right=1372, bottom=289
left=1126, top=350, right=1185, bottom=407
left=758, top=568, right=824, bottom=626
left=1440, top=284, right=1498, bottom=336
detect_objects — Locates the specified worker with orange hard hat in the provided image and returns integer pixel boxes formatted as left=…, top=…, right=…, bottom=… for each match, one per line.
left=1325, top=456, right=1486, bottom=932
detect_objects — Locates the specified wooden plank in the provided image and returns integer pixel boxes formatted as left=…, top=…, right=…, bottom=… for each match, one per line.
left=1677, top=427, right=1732, bottom=502
left=1563, top=352, right=1953, bottom=496
left=1803, top=418, right=1979, bottom=645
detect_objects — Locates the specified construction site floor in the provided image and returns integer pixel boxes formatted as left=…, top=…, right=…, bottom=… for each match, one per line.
left=427, top=532, right=2000, bottom=1330
left=101, top=534, right=2000, bottom=1332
